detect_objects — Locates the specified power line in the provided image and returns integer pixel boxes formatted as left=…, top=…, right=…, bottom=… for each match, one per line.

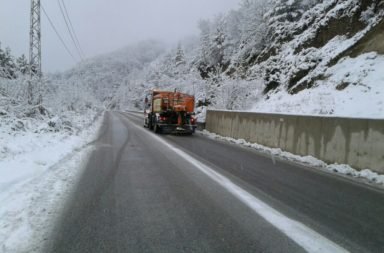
left=57, top=0, right=84, bottom=60
left=41, top=4, right=78, bottom=62
left=60, top=0, right=86, bottom=58
left=61, top=0, right=85, bottom=58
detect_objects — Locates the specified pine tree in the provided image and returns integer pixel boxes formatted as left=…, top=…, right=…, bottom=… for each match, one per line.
left=16, top=54, right=29, bottom=75
left=175, top=44, right=186, bottom=67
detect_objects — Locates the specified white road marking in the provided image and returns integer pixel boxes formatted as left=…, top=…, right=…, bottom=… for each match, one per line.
left=127, top=114, right=349, bottom=253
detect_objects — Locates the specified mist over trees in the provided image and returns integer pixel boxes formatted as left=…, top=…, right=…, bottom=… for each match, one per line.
left=1, top=0, right=383, bottom=130
left=41, top=0, right=384, bottom=113
left=133, top=0, right=321, bottom=109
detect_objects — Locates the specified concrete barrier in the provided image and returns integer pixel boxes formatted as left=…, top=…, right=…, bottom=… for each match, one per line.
left=205, top=110, right=384, bottom=173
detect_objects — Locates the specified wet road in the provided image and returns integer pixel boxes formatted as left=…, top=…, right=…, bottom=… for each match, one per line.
left=46, top=111, right=384, bottom=253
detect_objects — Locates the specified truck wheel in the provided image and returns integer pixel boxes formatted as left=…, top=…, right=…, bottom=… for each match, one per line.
left=154, top=124, right=162, bottom=134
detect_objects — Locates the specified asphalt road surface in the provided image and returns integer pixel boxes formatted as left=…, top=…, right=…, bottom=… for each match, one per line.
left=45, top=111, right=384, bottom=253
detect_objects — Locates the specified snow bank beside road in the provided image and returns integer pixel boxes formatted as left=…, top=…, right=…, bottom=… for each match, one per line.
left=0, top=113, right=103, bottom=253
left=200, top=130, right=384, bottom=188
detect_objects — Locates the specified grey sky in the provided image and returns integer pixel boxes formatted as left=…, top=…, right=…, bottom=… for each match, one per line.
left=0, top=0, right=241, bottom=72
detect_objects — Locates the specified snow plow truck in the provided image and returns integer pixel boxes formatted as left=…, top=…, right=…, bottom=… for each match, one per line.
left=144, top=90, right=197, bottom=134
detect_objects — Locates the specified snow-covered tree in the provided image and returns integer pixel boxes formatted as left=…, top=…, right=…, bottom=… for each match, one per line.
left=197, top=19, right=212, bottom=78
left=208, top=15, right=227, bottom=68
left=223, top=10, right=242, bottom=64
left=175, top=44, right=186, bottom=67
left=196, top=15, right=231, bottom=78
left=234, top=0, right=271, bottom=66
left=0, top=44, right=17, bottom=79
left=16, top=54, right=29, bottom=75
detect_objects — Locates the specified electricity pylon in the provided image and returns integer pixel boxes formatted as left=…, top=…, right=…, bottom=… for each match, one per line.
left=28, top=0, right=42, bottom=105
left=29, top=0, right=42, bottom=79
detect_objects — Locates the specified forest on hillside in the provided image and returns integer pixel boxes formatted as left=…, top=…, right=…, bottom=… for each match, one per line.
left=1, top=0, right=384, bottom=132
left=56, top=0, right=383, bottom=113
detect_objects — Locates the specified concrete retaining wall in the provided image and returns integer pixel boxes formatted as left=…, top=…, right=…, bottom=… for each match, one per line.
left=205, top=110, right=384, bottom=173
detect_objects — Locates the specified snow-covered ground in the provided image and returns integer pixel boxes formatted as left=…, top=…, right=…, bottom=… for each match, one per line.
left=199, top=130, right=384, bottom=188
left=0, top=113, right=103, bottom=253
left=251, top=53, right=384, bottom=118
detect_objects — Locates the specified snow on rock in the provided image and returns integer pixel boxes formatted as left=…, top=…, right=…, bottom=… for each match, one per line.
left=252, top=52, right=384, bottom=118
left=200, top=130, right=384, bottom=188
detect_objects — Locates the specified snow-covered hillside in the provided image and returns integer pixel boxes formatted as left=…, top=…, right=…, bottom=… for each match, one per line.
left=55, top=0, right=384, bottom=118
left=53, top=40, right=166, bottom=110
left=253, top=52, right=384, bottom=117
left=247, top=0, right=384, bottom=117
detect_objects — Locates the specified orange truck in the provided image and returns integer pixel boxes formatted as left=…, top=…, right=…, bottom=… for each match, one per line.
left=144, top=90, right=197, bottom=134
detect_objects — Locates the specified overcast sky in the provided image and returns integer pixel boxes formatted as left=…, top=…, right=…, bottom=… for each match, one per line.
left=0, top=0, right=241, bottom=72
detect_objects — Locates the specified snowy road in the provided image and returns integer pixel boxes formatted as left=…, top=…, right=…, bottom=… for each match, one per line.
left=45, top=111, right=384, bottom=253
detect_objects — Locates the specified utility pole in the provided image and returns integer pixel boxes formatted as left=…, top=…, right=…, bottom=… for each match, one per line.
left=29, top=0, right=42, bottom=105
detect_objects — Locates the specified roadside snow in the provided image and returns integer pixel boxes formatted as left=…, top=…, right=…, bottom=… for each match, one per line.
left=195, top=106, right=207, bottom=123
left=199, top=130, right=384, bottom=187
left=0, top=113, right=103, bottom=253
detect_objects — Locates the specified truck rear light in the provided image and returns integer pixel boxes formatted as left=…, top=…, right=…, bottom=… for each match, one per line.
left=190, top=117, right=196, bottom=125
left=159, top=116, right=167, bottom=122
